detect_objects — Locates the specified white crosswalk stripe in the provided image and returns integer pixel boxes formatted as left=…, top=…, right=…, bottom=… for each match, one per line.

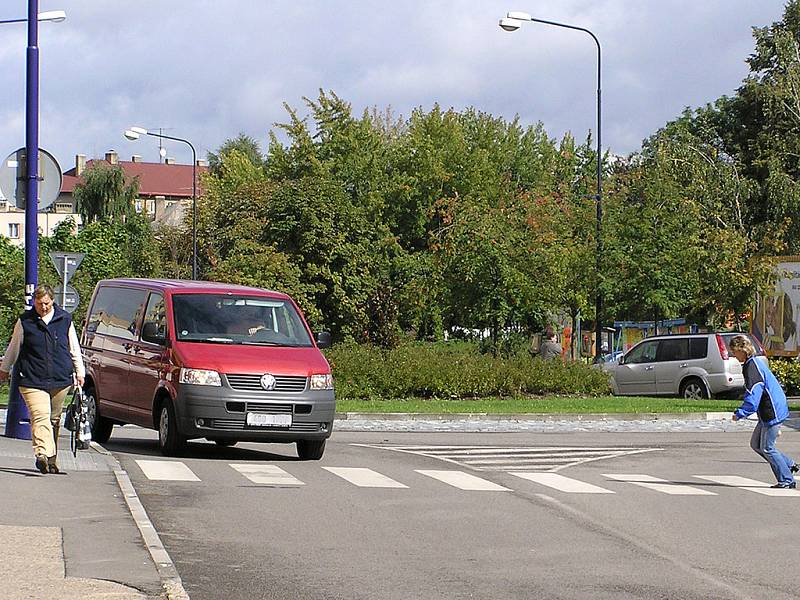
left=323, top=467, right=408, bottom=488
left=135, top=459, right=200, bottom=481
left=603, top=474, right=716, bottom=495
left=415, top=469, right=510, bottom=491
left=512, top=472, right=615, bottom=494
left=128, top=460, right=799, bottom=499
left=231, top=464, right=305, bottom=486
left=353, top=444, right=659, bottom=472
left=694, top=475, right=800, bottom=497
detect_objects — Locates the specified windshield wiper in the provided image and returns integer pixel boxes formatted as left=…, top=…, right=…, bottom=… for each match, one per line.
left=198, top=337, right=235, bottom=344
left=239, top=340, right=281, bottom=346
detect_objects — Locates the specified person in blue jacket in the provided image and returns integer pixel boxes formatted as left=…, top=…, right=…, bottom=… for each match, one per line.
left=730, top=335, right=798, bottom=489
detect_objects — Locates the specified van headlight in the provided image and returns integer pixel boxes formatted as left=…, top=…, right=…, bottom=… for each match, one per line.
left=179, top=368, right=222, bottom=386
left=310, top=374, right=334, bottom=390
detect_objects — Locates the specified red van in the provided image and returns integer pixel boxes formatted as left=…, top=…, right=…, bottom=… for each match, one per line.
left=80, top=279, right=335, bottom=459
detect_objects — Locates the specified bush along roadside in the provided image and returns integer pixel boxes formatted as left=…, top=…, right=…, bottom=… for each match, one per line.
left=766, top=358, right=800, bottom=396
left=324, top=341, right=611, bottom=401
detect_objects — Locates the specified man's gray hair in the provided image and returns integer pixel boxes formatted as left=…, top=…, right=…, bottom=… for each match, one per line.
left=33, top=284, right=55, bottom=300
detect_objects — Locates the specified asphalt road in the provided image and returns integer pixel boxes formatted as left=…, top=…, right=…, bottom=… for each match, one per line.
left=105, top=425, right=800, bottom=600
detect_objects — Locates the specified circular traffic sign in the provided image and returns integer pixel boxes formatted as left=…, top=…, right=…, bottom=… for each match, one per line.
left=0, top=147, right=62, bottom=211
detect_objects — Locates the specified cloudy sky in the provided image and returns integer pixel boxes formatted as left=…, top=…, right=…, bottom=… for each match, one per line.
left=0, top=1, right=788, bottom=173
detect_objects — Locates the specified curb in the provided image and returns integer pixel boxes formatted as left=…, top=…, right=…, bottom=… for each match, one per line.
left=334, top=411, right=800, bottom=422
left=3, top=408, right=798, bottom=425
left=90, top=441, right=190, bottom=600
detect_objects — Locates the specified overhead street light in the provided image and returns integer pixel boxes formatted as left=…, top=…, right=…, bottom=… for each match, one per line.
left=499, top=10, right=605, bottom=361
left=0, top=10, right=66, bottom=25
left=124, top=126, right=199, bottom=279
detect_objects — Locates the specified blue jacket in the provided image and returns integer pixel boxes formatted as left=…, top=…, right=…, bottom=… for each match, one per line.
left=734, top=357, right=789, bottom=426
left=17, top=306, right=74, bottom=390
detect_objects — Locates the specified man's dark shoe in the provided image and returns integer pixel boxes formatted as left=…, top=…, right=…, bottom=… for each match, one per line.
left=35, top=455, right=48, bottom=474
left=791, top=463, right=799, bottom=474
left=47, top=456, right=60, bottom=474
left=770, top=481, right=796, bottom=489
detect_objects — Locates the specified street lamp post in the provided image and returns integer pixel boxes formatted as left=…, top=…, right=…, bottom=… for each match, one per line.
left=2, top=3, right=66, bottom=440
left=124, top=127, right=198, bottom=280
left=499, top=11, right=605, bottom=361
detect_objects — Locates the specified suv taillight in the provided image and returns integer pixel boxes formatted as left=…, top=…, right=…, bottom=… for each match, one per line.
left=715, top=334, right=729, bottom=360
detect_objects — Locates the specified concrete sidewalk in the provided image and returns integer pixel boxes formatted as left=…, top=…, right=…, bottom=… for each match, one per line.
left=0, top=431, right=176, bottom=600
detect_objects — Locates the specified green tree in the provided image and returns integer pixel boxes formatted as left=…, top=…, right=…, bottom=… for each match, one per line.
left=73, top=163, right=140, bottom=224
left=207, top=133, right=264, bottom=174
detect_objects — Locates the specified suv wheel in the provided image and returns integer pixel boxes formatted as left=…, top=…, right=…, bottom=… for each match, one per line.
left=680, top=378, right=708, bottom=400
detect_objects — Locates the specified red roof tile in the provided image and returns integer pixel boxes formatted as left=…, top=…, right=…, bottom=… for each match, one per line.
left=61, top=159, right=207, bottom=198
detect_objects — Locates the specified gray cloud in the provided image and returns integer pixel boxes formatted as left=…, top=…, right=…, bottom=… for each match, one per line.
left=0, top=0, right=786, bottom=171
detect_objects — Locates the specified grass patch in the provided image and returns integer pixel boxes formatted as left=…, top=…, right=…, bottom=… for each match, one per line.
left=336, top=396, right=793, bottom=414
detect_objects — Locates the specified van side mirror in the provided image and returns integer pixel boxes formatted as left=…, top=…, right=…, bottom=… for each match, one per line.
left=142, top=322, right=166, bottom=345
left=315, top=331, right=332, bottom=349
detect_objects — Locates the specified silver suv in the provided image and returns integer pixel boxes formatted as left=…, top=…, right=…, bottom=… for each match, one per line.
left=602, top=333, right=767, bottom=399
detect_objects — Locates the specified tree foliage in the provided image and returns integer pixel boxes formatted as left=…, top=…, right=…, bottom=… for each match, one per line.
left=3, top=5, right=796, bottom=351
left=73, top=163, right=140, bottom=224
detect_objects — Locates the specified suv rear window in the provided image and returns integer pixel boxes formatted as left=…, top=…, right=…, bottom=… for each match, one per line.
left=688, top=338, right=707, bottom=359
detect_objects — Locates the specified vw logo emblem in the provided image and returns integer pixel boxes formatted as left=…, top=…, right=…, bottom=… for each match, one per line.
left=260, top=373, right=277, bottom=390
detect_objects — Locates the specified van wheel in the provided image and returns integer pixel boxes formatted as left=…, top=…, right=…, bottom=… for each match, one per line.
left=680, top=378, right=708, bottom=400
left=158, top=399, right=186, bottom=456
left=84, top=385, right=113, bottom=443
left=297, top=439, right=326, bottom=461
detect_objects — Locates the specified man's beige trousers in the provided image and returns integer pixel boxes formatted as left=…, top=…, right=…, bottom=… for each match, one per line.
left=19, top=386, right=70, bottom=458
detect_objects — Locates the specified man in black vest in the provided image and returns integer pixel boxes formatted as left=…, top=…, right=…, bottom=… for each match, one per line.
left=1, top=284, right=85, bottom=474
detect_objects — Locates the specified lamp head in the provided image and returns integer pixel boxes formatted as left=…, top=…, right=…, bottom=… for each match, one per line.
left=130, top=126, right=148, bottom=135
left=499, top=17, right=521, bottom=32
left=123, top=130, right=140, bottom=141
left=38, top=10, right=66, bottom=23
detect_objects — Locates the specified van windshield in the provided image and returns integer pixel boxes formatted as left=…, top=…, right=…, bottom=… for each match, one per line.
left=172, top=294, right=313, bottom=347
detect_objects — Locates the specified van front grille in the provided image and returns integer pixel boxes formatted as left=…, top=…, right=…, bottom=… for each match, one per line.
left=209, top=419, right=324, bottom=432
left=226, top=374, right=307, bottom=392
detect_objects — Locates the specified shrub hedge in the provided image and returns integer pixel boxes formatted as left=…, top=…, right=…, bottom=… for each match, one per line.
left=325, top=341, right=611, bottom=400
left=766, top=358, right=800, bottom=396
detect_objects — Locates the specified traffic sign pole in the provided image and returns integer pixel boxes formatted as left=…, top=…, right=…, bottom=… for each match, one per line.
left=4, top=0, right=39, bottom=440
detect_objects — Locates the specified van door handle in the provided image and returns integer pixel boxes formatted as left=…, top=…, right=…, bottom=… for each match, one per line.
left=645, top=366, right=654, bottom=370
left=679, top=363, right=688, bottom=368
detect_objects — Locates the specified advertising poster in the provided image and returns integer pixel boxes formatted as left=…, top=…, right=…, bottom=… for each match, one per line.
left=752, top=257, right=800, bottom=357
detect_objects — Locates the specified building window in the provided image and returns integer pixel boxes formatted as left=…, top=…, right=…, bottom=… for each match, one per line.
left=54, top=202, right=73, bottom=213
left=8, top=223, right=20, bottom=238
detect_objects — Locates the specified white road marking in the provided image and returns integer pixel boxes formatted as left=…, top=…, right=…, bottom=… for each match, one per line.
left=135, top=460, right=200, bottom=481
left=603, top=474, right=715, bottom=495
left=354, top=444, right=659, bottom=472
left=230, top=464, right=304, bottom=486
left=415, top=470, right=510, bottom=491
left=512, top=472, right=615, bottom=494
left=323, top=467, right=408, bottom=488
left=694, top=475, right=800, bottom=497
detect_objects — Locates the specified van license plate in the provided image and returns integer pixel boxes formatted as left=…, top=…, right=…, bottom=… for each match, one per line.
left=246, top=413, right=292, bottom=427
